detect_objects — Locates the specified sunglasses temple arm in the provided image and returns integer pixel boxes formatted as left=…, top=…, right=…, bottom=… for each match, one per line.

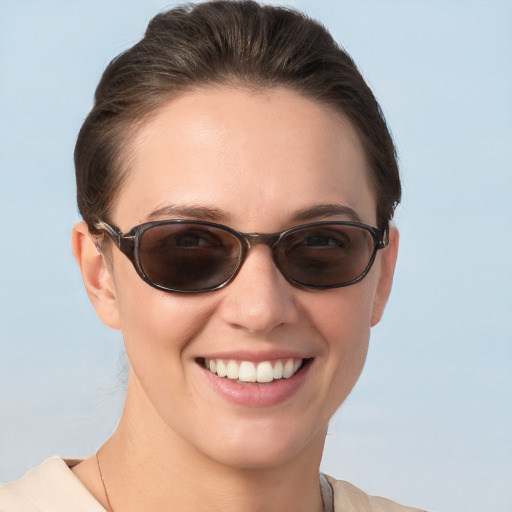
left=94, top=220, right=123, bottom=247
left=94, top=220, right=139, bottom=263
left=378, top=228, right=389, bottom=249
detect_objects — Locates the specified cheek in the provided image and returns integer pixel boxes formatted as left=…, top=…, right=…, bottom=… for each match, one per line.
left=308, top=280, right=376, bottom=348
left=305, top=284, right=376, bottom=401
left=111, top=258, right=214, bottom=370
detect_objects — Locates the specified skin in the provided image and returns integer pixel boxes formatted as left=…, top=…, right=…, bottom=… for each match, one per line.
left=71, top=86, right=399, bottom=512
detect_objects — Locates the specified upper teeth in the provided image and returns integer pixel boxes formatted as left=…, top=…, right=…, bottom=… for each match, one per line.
left=205, top=358, right=303, bottom=383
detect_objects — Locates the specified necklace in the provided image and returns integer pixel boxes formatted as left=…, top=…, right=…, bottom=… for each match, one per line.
left=95, top=451, right=332, bottom=512
left=96, top=450, right=114, bottom=512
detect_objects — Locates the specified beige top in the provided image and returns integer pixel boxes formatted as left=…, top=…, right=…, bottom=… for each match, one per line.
left=0, top=457, right=426, bottom=511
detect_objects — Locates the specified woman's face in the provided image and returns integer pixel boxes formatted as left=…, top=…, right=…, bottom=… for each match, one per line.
left=81, top=86, right=397, bottom=469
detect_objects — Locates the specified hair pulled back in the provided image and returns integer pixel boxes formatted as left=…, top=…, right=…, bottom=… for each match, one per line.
left=75, top=0, right=400, bottom=233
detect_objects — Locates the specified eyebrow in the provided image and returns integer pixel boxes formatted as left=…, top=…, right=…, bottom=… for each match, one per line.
left=291, top=204, right=363, bottom=223
left=146, top=203, right=362, bottom=224
left=146, top=204, right=228, bottom=222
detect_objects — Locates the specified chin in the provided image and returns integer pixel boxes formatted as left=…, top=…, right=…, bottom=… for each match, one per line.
left=195, top=419, right=326, bottom=471
left=210, top=444, right=306, bottom=471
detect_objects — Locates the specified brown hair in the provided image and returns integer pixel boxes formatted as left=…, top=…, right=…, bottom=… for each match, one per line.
left=75, top=0, right=400, bottom=232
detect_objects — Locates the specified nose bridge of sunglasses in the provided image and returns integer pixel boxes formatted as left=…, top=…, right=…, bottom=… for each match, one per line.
left=243, top=232, right=281, bottom=250
left=232, top=233, right=291, bottom=287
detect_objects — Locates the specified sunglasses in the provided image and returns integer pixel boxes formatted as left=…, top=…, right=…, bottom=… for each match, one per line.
left=94, top=219, right=388, bottom=293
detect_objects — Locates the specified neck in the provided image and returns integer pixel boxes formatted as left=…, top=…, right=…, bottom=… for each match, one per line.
left=98, top=375, right=326, bottom=512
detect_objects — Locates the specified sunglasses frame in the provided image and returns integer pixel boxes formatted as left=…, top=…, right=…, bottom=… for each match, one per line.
left=95, top=219, right=389, bottom=293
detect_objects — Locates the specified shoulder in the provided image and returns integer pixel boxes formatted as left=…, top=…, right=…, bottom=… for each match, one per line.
left=325, top=474, right=428, bottom=512
left=0, top=457, right=105, bottom=512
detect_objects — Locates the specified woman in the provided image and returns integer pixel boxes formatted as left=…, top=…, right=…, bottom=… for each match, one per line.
left=0, top=2, right=425, bottom=511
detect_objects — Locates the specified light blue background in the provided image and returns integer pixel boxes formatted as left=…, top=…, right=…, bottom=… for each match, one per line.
left=1, top=2, right=511, bottom=511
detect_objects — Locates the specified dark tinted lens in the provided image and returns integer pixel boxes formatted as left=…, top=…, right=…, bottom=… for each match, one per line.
left=139, top=223, right=242, bottom=291
left=277, top=224, right=375, bottom=287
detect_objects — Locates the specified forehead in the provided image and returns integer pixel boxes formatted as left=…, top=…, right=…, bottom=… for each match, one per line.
left=113, top=86, right=376, bottom=230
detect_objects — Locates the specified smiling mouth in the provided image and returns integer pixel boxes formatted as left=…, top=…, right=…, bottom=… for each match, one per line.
left=197, top=358, right=311, bottom=384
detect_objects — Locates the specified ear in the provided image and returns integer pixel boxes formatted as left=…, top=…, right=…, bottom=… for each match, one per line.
left=71, top=221, right=121, bottom=330
left=371, top=227, right=399, bottom=327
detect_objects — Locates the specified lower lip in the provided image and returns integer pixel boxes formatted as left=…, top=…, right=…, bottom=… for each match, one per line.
left=199, top=361, right=312, bottom=407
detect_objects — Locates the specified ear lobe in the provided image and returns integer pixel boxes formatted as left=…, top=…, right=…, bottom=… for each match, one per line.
left=71, top=221, right=121, bottom=330
left=371, top=227, right=399, bottom=327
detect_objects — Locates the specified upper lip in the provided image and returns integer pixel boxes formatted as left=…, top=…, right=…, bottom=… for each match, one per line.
left=196, top=349, right=313, bottom=363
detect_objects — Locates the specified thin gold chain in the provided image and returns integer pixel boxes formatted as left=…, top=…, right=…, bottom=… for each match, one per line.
left=96, top=450, right=114, bottom=512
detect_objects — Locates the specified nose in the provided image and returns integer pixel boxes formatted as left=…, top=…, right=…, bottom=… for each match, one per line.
left=217, top=245, right=300, bottom=335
